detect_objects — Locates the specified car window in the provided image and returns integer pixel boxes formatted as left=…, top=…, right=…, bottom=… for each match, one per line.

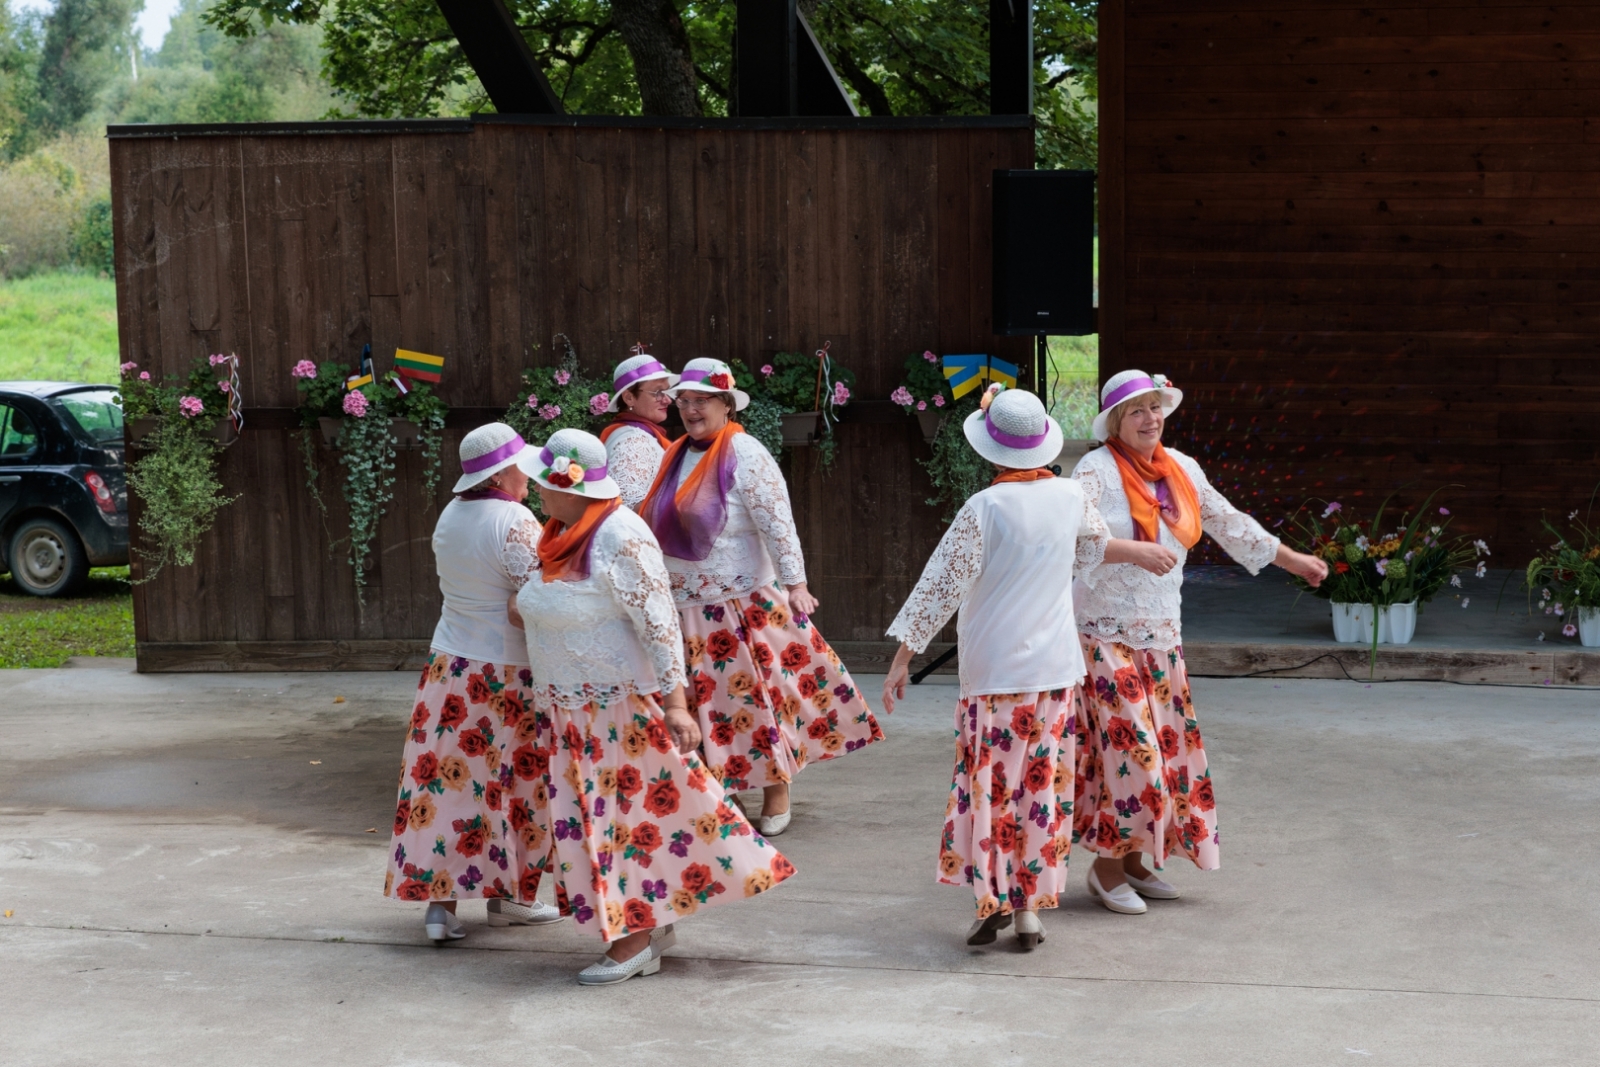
left=56, top=389, right=124, bottom=444
left=0, top=404, right=40, bottom=461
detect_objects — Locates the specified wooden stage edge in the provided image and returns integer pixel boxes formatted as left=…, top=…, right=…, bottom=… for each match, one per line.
left=135, top=640, right=1600, bottom=687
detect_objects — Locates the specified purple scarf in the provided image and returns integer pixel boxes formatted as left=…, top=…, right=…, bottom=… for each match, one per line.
left=638, top=423, right=744, bottom=562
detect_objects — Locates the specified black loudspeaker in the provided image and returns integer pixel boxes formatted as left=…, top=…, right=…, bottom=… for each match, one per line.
left=992, top=169, right=1096, bottom=336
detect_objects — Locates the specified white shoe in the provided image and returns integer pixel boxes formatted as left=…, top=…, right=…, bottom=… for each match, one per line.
left=577, top=944, right=661, bottom=986
left=1014, top=910, right=1045, bottom=951
left=651, top=925, right=678, bottom=954
left=758, top=809, right=792, bottom=836
left=965, top=910, right=1013, bottom=945
left=487, top=898, right=565, bottom=926
left=1087, top=868, right=1148, bottom=915
left=424, top=903, right=467, bottom=943
left=1124, top=871, right=1181, bottom=900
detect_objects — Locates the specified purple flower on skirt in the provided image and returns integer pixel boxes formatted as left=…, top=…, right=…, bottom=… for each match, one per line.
left=642, top=878, right=669, bottom=901
left=518, top=668, right=533, bottom=687
left=1011, top=786, right=1025, bottom=804
left=963, top=863, right=975, bottom=883
left=833, top=683, right=853, bottom=704
left=554, top=816, right=581, bottom=841
left=499, top=764, right=515, bottom=788
left=393, top=843, right=406, bottom=864
left=1094, top=676, right=1115, bottom=704
left=956, top=788, right=970, bottom=815
left=669, top=830, right=692, bottom=858
left=1064, top=714, right=1077, bottom=736
left=593, top=796, right=606, bottom=819
left=987, top=726, right=1013, bottom=752
left=597, top=849, right=613, bottom=872
left=1008, top=885, right=1026, bottom=907
left=794, top=612, right=810, bottom=626
left=1115, top=795, right=1143, bottom=818
left=706, top=605, right=726, bottom=622
left=845, top=738, right=866, bottom=752
left=449, top=656, right=469, bottom=674
left=488, top=844, right=509, bottom=871
left=569, top=893, right=595, bottom=924
left=457, top=865, right=482, bottom=890
left=735, top=625, right=747, bottom=641
left=1028, top=800, right=1049, bottom=828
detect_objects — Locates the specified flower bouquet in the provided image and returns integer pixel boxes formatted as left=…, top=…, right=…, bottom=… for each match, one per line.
left=504, top=335, right=611, bottom=445
left=1526, top=504, right=1600, bottom=646
left=890, top=349, right=952, bottom=444
left=1284, top=491, right=1489, bottom=649
left=749, top=344, right=854, bottom=469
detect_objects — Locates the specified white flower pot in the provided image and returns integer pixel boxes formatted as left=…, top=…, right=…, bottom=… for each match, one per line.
left=1381, top=601, right=1418, bottom=646
left=1580, top=606, right=1600, bottom=648
left=1331, top=602, right=1368, bottom=644
left=1331, top=602, right=1415, bottom=644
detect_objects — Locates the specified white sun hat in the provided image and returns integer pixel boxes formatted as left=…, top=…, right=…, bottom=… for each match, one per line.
left=604, top=352, right=679, bottom=413
left=668, top=357, right=749, bottom=411
left=452, top=422, right=541, bottom=494
left=530, top=427, right=621, bottom=499
left=1090, top=369, right=1183, bottom=442
left=963, top=385, right=1064, bottom=469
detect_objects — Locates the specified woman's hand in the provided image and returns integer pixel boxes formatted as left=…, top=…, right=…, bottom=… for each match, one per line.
left=661, top=686, right=701, bottom=753
left=1276, top=544, right=1330, bottom=588
left=1104, top=538, right=1180, bottom=576
left=506, top=593, right=525, bottom=630
left=881, top=644, right=913, bottom=714
left=787, top=582, right=819, bottom=616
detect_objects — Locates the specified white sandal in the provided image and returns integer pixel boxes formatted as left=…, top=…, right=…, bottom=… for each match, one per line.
left=577, top=944, right=660, bottom=986
left=1014, top=910, right=1045, bottom=950
left=1124, top=870, right=1180, bottom=900
left=1087, top=867, right=1148, bottom=915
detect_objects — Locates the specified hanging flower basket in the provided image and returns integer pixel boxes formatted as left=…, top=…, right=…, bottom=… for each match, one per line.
left=780, top=411, right=822, bottom=446
left=915, top=408, right=943, bottom=444
left=746, top=344, right=854, bottom=468
left=127, top=415, right=237, bottom=448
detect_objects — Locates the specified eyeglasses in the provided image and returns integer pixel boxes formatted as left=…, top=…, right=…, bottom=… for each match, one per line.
left=674, top=394, right=720, bottom=409
left=637, top=388, right=671, bottom=400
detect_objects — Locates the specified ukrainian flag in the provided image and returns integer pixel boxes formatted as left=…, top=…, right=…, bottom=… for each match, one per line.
left=942, top=354, right=1021, bottom=398
left=395, top=349, right=445, bottom=384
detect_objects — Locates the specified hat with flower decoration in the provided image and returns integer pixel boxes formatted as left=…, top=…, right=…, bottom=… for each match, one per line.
left=452, top=422, right=541, bottom=494
left=531, top=427, right=620, bottom=499
left=604, top=351, right=680, bottom=413
left=1090, top=369, right=1183, bottom=442
left=668, top=357, right=749, bottom=411
left=963, top=384, right=1064, bottom=469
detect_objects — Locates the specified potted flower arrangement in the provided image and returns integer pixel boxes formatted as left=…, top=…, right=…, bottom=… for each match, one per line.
left=118, top=354, right=242, bottom=579
left=504, top=335, right=611, bottom=444
left=748, top=344, right=854, bottom=468
left=290, top=351, right=448, bottom=606
left=1526, top=506, right=1600, bottom=647
left=890, top=349, right=951, bottom=443
left=1284, top=492, right=1490, bottom=650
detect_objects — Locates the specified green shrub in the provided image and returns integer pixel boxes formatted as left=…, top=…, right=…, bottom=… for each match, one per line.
left=69, top=196, right=113, bottom=277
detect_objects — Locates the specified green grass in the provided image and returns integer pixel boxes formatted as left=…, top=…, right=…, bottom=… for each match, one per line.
left=0, top=566, right=135, bottom=667
left=0, top=272, right=121, bottom=384
left=1045, top=334, right=1099, bottom=439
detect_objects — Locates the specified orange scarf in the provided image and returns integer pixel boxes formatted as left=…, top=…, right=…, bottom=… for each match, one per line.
left=991, top=468, right=1055, bottom=486
left=537, top=497, right=621, bottom=583
left=1105, top=438, right=1202, bottom=549
left=638, top=422, right=744, bottom=561
left=599, top=412, right=672, bottom=449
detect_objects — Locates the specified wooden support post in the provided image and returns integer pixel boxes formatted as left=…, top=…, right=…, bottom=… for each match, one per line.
left=990, top=0, right=1033, bottom=115
left=735, top=0, right=798, bottom=116
left=435, top=0, right=563, bottom=115
left=797, top=11, right=857, bottom=116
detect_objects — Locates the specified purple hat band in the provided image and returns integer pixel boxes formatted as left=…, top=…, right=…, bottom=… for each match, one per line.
left=679, top=368, right=712, bottom=384
left=1101, top=376, right=1159, bottom=411
left=461, top=434, right=526, bottom=474
left=985, top=410, right=1050, bottom=450
left=614, top=360, right=668, bottom=391
left=539, top=447, right=609, bottom=482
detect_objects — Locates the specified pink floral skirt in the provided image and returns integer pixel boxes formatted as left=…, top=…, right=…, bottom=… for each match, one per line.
left=1075, top=639, right=1219, bottom=871
left=532, top=690, right=795, bottom=942
left=384, top=653, right=547, bottom=903
left=679, top=582, right=883, bottom=790
left=938, top=688, right=1081, bottom=916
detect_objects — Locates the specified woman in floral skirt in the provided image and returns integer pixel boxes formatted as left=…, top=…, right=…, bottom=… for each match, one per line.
left=883, top=385, right=1135, bottom=949
left=513, top=427, right=794, bottom=985
left=384, top=423, right=565, bottom=942
left=1071, top=370, right=1327, bottom=914
left=599, top=350, right=677, bottom=508
left=639, top=357, right=882, bottom=837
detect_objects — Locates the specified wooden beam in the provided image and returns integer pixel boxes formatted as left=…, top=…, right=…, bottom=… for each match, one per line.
left=735, top=0, right=798, bottom=116
left=990, top=0, right=1033, bottom=115
left=797, top=11, right=857, bottom=117
left=434, top=0, right=563, bottom=115
left=1097, top=0, right=1124, bottom=378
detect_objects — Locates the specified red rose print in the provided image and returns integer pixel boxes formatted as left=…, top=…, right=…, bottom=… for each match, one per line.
left=724, top=754, right=752, bottom=782
left=1096, top=812, right=1122, bottom=848
left=1183, top=814, right=1209, bottom=844
left=393, top=799, right=411, bottom=835
left=396, top=879, right=431, bottom=901
left=410, top=703, right=430, bottom=731
left=1011, top=706, right=1037, bottom=741
left=1015, top=864, right=1039, bottom=896
left=467, top=673, right=493, bottom=704
left=630, top=822, right=662, bottom=852
left=750, top=728, right=773, bottom=757
left=809, top=628, right=826, bottom=654
left=797, top=673, right=819, bottom=698
left=1023, top=756, right=1052, bottom=793
left=1157, top=725, right=1181, bottom=759
left=1137, top=659, right=1154, bottom=696
left=706, top=629, right=739, bottom=663
left=1113, top=666, right=1144, bottom=704
left=1139, top=784, right=1165, bottom=820
left=1191, top=777, right=1216, bottom=811
left=771, top=853, right=796, bottom=881
left=616, top=765, right=643, bottom=796
left=806, top=718, right=831, bottom=739
left=779, top=642, right=810, bottom=671
left=411, top=751, right=440, bottom=785
left=511, top=744, right=548, bottom=780
left=439, top=694, right=468, bottom=732
left=1185, top=723, right=1205, bottom=751
left=623, top=898, right=655, bottom=930
left=988, top=762, right=1009, bottom=808
left=519, top=868, right=542, bottom=901
left=711, top=721, right=736, bottom=746
left=687, top=764, right=708, bottom=791
left=681, top=863, right=714, bottom=893
left=1106, top=717, right=1139, bottom=752
left=692, top=674, right=717, bottom=708
left=644, top=778, right=681, bottom=817
left=484, top=781, right=503, bottom=810
left=457, top=728, right=489, bottom=758
left=744, top=605, right=769, bottom=631
left=455, top=826, right=486, bottom=856
left=645, top=717, right=674, bottom=753
left=500, top=690, right=526, bottom=727
left=751, top=642, right=774, bottom=672
left=508, top=798, right=531, bottom=831
left=993, top=814, right=1021, bottom=853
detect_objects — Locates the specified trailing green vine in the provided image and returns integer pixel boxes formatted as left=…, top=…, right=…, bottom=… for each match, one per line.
left=337, top=391, right=398, bottom=608
left=921, top=396, right=994, bottom=522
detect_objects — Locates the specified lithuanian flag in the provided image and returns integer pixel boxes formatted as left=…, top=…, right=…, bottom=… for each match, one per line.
left=395, top=348, right=445, bottom=384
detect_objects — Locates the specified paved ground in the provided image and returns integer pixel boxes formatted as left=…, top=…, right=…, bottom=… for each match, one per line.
left=2, top=660, right=1597, bottom=1066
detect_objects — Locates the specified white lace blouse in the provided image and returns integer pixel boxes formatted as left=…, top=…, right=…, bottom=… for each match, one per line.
left=515, top=507, right=687, bottom=706
left=430, top=497, right=542, bottom=666
left=1072, top=444, right=1280, bottom=650
left=606, top=424, right=667, bottom=509
left=887, top=478, right=1110, bottom=697
left=663, top=433, right=806, bottom=604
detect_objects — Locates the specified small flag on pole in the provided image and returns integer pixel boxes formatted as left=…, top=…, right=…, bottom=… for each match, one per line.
left=387, top=371, right=410, bottom=396
left=986, top=356, right=1020, bottom=390
left=942, top=353, right=1020, bottom=398
left=345, top=344, right=375, bottom=391
left=395, top=348, right=445, bottom=385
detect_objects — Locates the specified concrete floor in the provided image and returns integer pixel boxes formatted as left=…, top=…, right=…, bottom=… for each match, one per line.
left=2, top=659, right=1597, bottom=1065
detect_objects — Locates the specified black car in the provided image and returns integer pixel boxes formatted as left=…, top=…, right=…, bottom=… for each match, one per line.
left=0, top=381, right=129, bottom=596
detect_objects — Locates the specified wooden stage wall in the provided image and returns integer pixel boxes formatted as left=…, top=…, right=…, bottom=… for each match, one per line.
left=1100, top=0, right=1600, bottom=561
left=109, top=116, right=1034, bottom=670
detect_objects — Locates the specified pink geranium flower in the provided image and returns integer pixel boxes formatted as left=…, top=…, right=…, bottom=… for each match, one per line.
left=343, top=390, right=368, bottom=417
left=139, top=371, right=150, bottom=381
left=589, top=393, right=610, bottom=416
left=539, top=403, right=561, bottom=421
left=291, top=359, right=317, bottom=380
left=177, top=396, right=204, bottom=418
left=554, top=370, right=571, bottom=385
left=890, top=386, right=913, bottom=408
left=932, top=394, right=945, bottom=408
left=761, top=364, right=774, bottom=377
left=209, top=353, right=230, bottom=366
left=832, top=382, right=851, bottom=406
left=923, top=350, right=938, bottom=363
left=916, top=401, right=927, bottom=411
left=120, top=361, right=138, bottom=374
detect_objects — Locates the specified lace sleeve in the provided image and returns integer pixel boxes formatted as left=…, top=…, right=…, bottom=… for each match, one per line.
left=737, top=439, right=807, bottom=586
left=609, top=431, right=665, bottom=509
left=605, top=533, right=688, bottom=695
left=500, top=516, right=542, bottom=589
left=886, top=504, right=983, bottom=653
left=1076, top=496, right=1110, bottom=585
left=1188, top=458, right=1281, bottom=573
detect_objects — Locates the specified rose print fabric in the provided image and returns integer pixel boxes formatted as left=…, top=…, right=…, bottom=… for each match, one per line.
left=679, top=582, right=882, bottom=790
left=1074, top=639, right=1218, bottom=870
left=939, top=688, right=1082, bottom=916
left=531, top=691, right=795, bottom=942
left=384, top=654, right=549, bottom=903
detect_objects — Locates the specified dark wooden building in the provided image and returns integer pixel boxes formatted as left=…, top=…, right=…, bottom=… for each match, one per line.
left=1100, top=0, right=1600, bottom=559
left=110, top=116, right=1033, bottom=670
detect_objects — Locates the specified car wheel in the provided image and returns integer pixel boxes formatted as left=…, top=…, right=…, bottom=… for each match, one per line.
left=7, top=517, right=89, bottom=597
